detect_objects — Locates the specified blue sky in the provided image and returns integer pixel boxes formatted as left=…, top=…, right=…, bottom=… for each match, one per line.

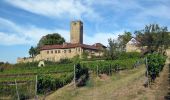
left=0, top=0, right=170, bottom=63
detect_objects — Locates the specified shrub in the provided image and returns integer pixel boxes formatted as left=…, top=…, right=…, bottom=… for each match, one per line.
left=37, top=74, right=56, bottom=94
left=118, top=52, right=141, bottom=59
left=14, top=62, right=39, bottom=68
left=37, top=73, right=74, bottom=94
left=0, top=66, right=4, bottom=72
left=81, top=58, right=138, bottom=75
left=75, top=63, right=89, bottom=87
left=58, top=58, right=72, bottom=64
left=147, top=53, right=166, bottom=82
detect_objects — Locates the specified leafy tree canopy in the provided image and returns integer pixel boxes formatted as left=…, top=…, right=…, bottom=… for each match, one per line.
left=105, top=38, right=120, bottom=60
left=29, top=46, right=37, bottom=57
left=135, top=24, right=169, bottom=53
left=118, top=31, right=132, bottom=50
left=38, top=33, right=65, bottom=47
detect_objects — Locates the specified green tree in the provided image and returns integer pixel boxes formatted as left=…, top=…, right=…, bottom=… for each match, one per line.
left=38, top=33, right=65, bottom=47
left=118, top=31, right=132, bottom=51
left=105, top=38, right=119, bottom=60
left=29, top=46, right=36, bottom=57
left=135, top=24, right=169, bottom=53
left=82, top=51, right=89, bottom=60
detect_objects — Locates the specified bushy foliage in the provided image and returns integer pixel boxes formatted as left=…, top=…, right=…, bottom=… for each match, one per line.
left=0, top=83, right=35, bottom=100
left=38, top=33, right=65, bottom=47
left=44, top=58, right=72, bottom=65
left=135, top=24, right=169, bottom=53
left=58, top=58, right=72, bottom=64
left=37, top=73, right=73, bottom=94
left=75, top=63, right=89, bottom=86
left=81, top=58, right=139, bottom=75
left=147, top=53, right=166, bottom=81
left=117, top=52, right=141, bottom=59
left=118, top=31, right=132, bottom=50
left=81, top=51, right=89, bottom=60
left=0, top=66, right=4, bottom=72
left=14, top=62, right=39, bottom=68
left=71, top=55, right=81, bottom=63
left=0, top=62, right=13, bottom=72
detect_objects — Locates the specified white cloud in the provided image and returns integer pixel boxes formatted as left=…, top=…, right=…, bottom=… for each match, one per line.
left=0, top=32, right=32, bottom=45
left=84, top=31, right=124, bottom=46
left=0, top=17, right=122, bottom=46
left=5, top=0, right=101, bottom=20
left=140, top=5, right=170, bottom=20
left=0, top=17, right=70, bottom=45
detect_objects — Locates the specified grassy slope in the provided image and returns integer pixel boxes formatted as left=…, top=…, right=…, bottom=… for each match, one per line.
left=46, top=51, right=170, bottom=100
left=45, top=65, right=145, bottom=100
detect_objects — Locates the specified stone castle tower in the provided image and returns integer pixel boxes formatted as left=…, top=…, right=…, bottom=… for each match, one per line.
left=70, top=20, right=83, bottom=44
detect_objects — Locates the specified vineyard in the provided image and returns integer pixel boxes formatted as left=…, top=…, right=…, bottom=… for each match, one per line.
left=45, top=53, right=169, bottom=100
left=146, top=53, right=167, bottom=86
left=0, top=58, right=142, bottom=99
left=0, top=54, right=168, bottom=100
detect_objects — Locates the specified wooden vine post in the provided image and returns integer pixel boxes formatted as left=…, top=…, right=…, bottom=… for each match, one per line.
left=74, top=64, right=76, bottom=88
left=35, top=75, right=38, bottom=100
left=145, top=57, right=149, bottom=87
left=97, top=65, right=99, bottom=77
left=15, top=79, right=20, bottom=100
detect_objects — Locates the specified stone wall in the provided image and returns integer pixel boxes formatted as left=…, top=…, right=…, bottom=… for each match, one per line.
left=70, top=21, right=83, bottom=44
left=125, top=44, right=141, bottom=52
left=17, top=47, right=101, bottom=63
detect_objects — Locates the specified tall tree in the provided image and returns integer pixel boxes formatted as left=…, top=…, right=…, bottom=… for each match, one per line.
left=105, top=38, right=119, bottom=60
left=135, top=24, right=169, bottom=53
left=38, top=33, right=65, bottom=47
left=29, top=46, right=36, bottom=57
left=118, top=31, right=132, bottom=51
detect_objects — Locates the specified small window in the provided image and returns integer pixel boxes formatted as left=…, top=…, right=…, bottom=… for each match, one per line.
left=69, top=49, right=71, bottom=53
left=55, top=50, right=57, bottom=53
left=47, top=51, right=49, bottom=54
left=51, top=50, right=53, bottom=54
left=58, top=50, right=60, bottom=53
left=64, top=50, right=66, bottom=53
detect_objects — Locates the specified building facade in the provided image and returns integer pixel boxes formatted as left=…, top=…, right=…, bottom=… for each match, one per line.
left=17, top=21, right=106, bottom=63
left=125, top=38, right=141, bottom=52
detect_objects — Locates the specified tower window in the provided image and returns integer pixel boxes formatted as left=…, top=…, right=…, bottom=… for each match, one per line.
left=51, top=50, right=53, bottom=54
left=55, top=50, right=57, bottom=53
left=47, top=51, right=49, bottom=54
left=58, top=50, right=60, bottom=53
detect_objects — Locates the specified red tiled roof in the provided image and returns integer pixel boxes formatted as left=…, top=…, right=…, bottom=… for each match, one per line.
left=92, top=43, right=107, bottom=48
left=40, top=43, right=98, bottom=50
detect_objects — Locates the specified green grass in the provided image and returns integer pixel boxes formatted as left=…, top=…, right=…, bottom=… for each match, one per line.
left=0, top=58, right=143, bottom=100
left=46, top=65, right=145, bottom=100
left=0, top=63, right=74, bottom=75
left=0, top=72, right=71, bottom=82
left=0, top=58, right=141, bottom=76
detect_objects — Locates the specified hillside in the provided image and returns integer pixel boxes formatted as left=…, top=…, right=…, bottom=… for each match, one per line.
left=45, top=53, right=170, bottom=100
